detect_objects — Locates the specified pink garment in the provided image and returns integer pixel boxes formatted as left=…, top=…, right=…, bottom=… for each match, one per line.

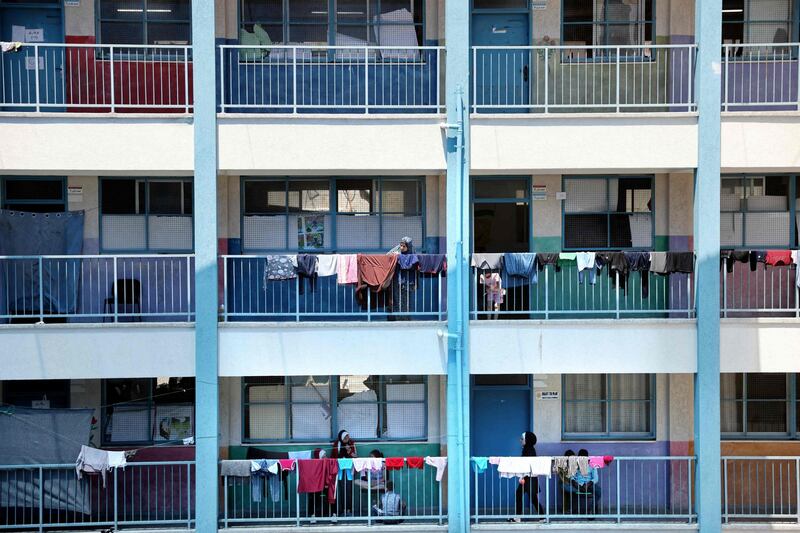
left=425, top=456, right=448, bottom=482
left=278, top=459, right=297, bottom=471
left=336, top=254, right=359, bottom=284
left=588, top=456, right=606, bottom=469
left=480, top=273, right=504, bottom=305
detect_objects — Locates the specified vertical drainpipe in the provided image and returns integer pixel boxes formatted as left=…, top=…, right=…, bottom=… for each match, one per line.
left=693, top=1, right=722, bottom=533
left=445, top=0, right=470, bottom=529
left=192, top=0, right=219, bottom=531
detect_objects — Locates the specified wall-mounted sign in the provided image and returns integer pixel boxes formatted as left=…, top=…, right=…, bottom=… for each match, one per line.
left=556, top=192, right=567, bottom=201
left=532, top=185, right=547, bottom=201
left=538, top=391, right=559, bottom=400
left=65, top=0, right=81, bottom=6
left=531, top=0, right=547, bottom=9
left=68, top=186, right=83, bottom=203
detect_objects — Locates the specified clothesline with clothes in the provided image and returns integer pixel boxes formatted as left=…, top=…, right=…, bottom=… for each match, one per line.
left=473, top=251, right=694, bottom=303
left=721, top=250, right=800, bottom=286
left=471, top=455, right=614, bottom=479
left=220, top=456, right=448, bottom=504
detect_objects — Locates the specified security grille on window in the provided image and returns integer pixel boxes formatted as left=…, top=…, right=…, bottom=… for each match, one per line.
left=721, top=373, right=793, bottom=437
left=723, top=0, right=795, bottom=50
left=562, top=0, right=654, bottom=47
left=241, top=177, right=423, bottom=252
left=720, top=175, right=793, bottom=248
left=563, top=176, right=653, bottom=250
left=102, top=377, right=195, bottom=445
left=98, top=0, right=192, bottom=45
left=563, top=374, right=654, bottom=439
left=239, top=0, right=423, bottom=49
left=101, top=178, right=193, bottom=252
left=243, top=375, right=427, bottom=442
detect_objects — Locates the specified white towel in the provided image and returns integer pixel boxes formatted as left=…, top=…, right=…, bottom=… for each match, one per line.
left=497, top=457, right=553, bottom=479
left=317, top=255, right=338, bottom=277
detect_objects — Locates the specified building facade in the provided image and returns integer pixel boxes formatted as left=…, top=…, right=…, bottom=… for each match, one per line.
left=1, top=0, right=799, bottom=532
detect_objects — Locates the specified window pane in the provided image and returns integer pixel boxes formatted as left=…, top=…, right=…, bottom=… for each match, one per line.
left=338, top=375, right=379, bottom=439
left=149, top=181, right=185, bottom=215
left=242, top=0, right=283, bottom=21
left=102, top=179, right=141, bottom=214
left=244, top=180, right=286, bottom=214
left=748, top=0, right=791, bottom=21
left=289, top=0, right=329, bottom=22
left=613, top=178, right=652, bottom=213
left=473, top=0, right=528, bottom=8
left=146, top=0, right=191, bottom=21
left=289, top=376, right=332, bottom=440
left=564, top=374, right=605, bottom=401
left=610, top=400, right=650, bottom=433
left=564, top=214, right=608, bottom=249
left=747, top=373, right=787, bottom=400
left=2, top=380, right=71, bottom=408
left=563, top=23, right=594, bottom=45
left=565, top=401, right=605, bottom=433
left=565, top=179, right=607, bottom=213
left=100, top=0, right=145, bottom=20
left=721, top=373, right=744, bottom=400
left=148, top=22, right=191, bottom=44
left=473, top=179, right=528, bottom=200
left=382, top=180, right=421, bottom=214
left=747, top=401, right=787, bottom=433
left=245, top=377, right=288, bottom=440
left=288, top=181, right=330, bottom=212
left=609, top=374, right=650, bottom=400
left=288, top=24, right=328, bottom=43
left=474, top=375, right=529, bottom=386
left=337, top=179, right=376, bottom=213
left=101, top=21, right=145, bottom=44
left=153, top=377, right=194, bottom=404
left=610, top=213, right=652, bottom=248
left=563, top=0, right=594, bottom=23
left=5, top=179, right=63, bottom=201
left=721, top=400, right=744, bottom=432
left=338, top=0, right=368, bottom=22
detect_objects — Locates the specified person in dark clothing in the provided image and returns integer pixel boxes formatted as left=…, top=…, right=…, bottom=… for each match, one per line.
left=331, top=430, right=357, bottom=516
left=510, top=431, right=545, bottom=522
left=557, top=449, right=577, bottom=514
left=389, top=236, right=417, bottom=320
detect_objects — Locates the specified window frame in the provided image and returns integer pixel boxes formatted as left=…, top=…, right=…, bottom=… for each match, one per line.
left=561, top=373, right=657, bottom=440
left=99, top=176, right=194, bottom=253
left=95, top=0, right=192, bottom=46
left=1, top=176, right=67, bottom=213
left=240, top=176, right=425, bottom=253
left=720, top=173, right=797, bottom=249
left=561, top=174, right=655, bottom=251
left=238, top=0, right=425, bottom=51
left=560, top=0, right=656, bottom=49
left=721, top=373, right=797, bottom=440
left=241, top=375, right=429, bottom=443
left=100, top=377, right=195, bottom=446
left=722, top=0, right=799, bottom=53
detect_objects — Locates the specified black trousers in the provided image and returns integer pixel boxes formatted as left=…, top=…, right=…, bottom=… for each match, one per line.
left=515, top=476, right=544, bottom=515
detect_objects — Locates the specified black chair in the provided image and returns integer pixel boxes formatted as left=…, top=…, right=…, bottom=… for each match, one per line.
left=104, top=278, right=141, bottom=322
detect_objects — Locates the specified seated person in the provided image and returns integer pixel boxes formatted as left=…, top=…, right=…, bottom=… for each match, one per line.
left=571, top=449, right=600, bottom=515
left=372, top=480, right=406, bottom=524
left=354, top=449, right=385, bottom=490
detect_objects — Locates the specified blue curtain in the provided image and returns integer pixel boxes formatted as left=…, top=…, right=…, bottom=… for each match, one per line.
left=0, top=209, right=85, bottom=317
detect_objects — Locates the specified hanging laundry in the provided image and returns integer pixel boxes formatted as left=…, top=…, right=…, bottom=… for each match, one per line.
left=496, top=457, right=552, bottom=479
left=336, top=254, right=359, bottom=284
left=576, top=252, right=601, bottom=285
left=353, top=457, right=384, bottom=473
left=296, top=254, right=319, bottom=294
left=749, top=251, right=767, bottom=272
left=536, top=253, right=561, bottom=272
left=588, top=456, right=608, bottom=469
left=793, top=251, right=800, bottom=288
left=356, top=254, right=399, bottom=307
left=471, top=253, right=504, bottom=270
left=552, top=457, right=575, bottom=479
left=405, top=457, right=425, bottom=470
left=558, top=252, right=578, bottom=267
left=649, top=252, right=668, bottom=274
left=317, top=255, right=338, bottom=277
left=397, top=254, right=420, bottom=270
left=1, top=42, right=23, bottom=53
left=384, top=457, right=405, bottom=471
left=502, top=252, right=538, bottom=287
left=425, top=456, right=448, bottom=482
left=288, top=450, right=313, bottom=460
left=297, top=459, right=339, bottom=502
left=596, top=252, right=630, bottom=292
left=337, top=458, right=354, bottom=480
left=75, top=446, right=127, bottom=487
left=418, top=254, right=447, bottom=274
left=571, top=455, right=590, bottom=477
left=472, top=457, right=489, bottom=474
left=251, top=459, right=281, bottom=503
left=220, top=460, right=253, bottom=477
left=278, top=459, right=297, bottom=471
left=624, top=251, right=651, bottom=298
left=720, top=250, right=750, bottom=273
left=665, top=252, right=694, bottom=274
left=263, top=255, right=297, bottom=286
left=766, top=250, right=793, bottom=266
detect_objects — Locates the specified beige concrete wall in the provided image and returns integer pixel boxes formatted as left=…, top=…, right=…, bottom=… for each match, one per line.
left=667, top=172, right=694, bottom=236
left=532, top=174, right=562, bottom=240
left=668, top=374, right=694, bottom=442
left=669, top=0, right=695, bottom=37
left=68, top=176, right=99, bottom=244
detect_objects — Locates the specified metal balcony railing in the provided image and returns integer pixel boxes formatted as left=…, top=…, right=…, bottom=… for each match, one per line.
left=722, top=456, right=800, bottom=522
left=721, top=262, right=799, bottom=317
left=218, top=45, right=444, bottom=114
left=471, top=44, right=697, bottom=113
left=0, top=254, right=195, bottom=324
left=0, top=44, right=193, bottom=112
left=722, top=43, right=800, bottom=111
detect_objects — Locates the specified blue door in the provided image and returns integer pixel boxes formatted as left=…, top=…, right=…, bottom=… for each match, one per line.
left=472, top=13, right=530, bottom=111
left=1, top=4, right=64, bottom=110
left=471, top=376, right=532, bottom=514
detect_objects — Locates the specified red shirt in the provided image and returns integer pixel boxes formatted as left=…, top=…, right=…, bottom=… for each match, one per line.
left=297, top=459, right=339, bottom=502
left=766, top=250, right=793, bottom=266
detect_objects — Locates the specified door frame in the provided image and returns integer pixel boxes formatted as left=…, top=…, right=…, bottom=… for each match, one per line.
left=470, top=374, right=535, bottom=447
left=470, top=175, right=533, bottom=253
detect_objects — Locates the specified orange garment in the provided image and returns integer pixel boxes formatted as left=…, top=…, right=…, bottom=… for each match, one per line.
left=356, top=254, right=398, bottom=295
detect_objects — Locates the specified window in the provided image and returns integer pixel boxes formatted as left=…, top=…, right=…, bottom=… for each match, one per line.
left=100, top=177, right=193, bottom=252
left=563, top=374, right=655, bottom=439
left=563, top=176, right=653, bottom=250
left=723, top=0, right=796, bottom=50
left=239, top=0, right=423, bottom=48
left=562, top=0, right=654, bottom=47
left=2, top=380, right=71, bottom=408
left=1, top=177, right=66, bottom=213
left=102, top=377, right=195, bottom=445
left=721, top=175, right=794, bottom=248
left=721, top=373, right=795, bottom=438
left=243, top=375, right=427, bottom=442
left=98, top=0, right=192, bottom=45
left=241, top=177, right=424, bottom=252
